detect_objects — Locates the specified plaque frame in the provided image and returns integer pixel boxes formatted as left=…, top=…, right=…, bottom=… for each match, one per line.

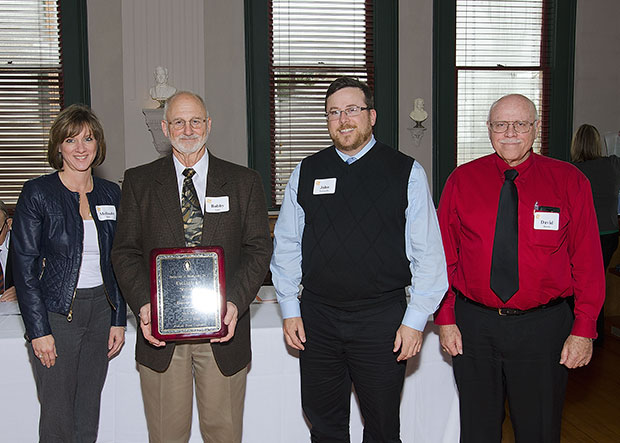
left=150, top=246, right=227, bottom=340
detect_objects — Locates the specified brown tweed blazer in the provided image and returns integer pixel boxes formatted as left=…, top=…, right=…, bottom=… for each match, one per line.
left=111, top=152, right=272, bottom=375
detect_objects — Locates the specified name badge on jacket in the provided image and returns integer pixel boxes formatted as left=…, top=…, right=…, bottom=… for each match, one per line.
left=95, top=205, right=116, bottom=221
left=205, top=196, right=230, bottom=213
left=533, top=205, right=560, bottom=231
left=313, top=178, right=337, bottom=195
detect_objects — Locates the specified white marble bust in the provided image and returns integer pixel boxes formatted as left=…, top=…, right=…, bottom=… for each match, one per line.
left=409, top=98, right=428, bottom=125
left=149, top=66, right=176, bottom=104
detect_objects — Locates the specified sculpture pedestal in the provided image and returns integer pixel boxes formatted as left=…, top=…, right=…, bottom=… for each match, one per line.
left=143, top=108, right=172, bottom=155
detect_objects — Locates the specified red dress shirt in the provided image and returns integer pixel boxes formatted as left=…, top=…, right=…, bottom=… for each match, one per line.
left=434, top=152, right=605, bottom=338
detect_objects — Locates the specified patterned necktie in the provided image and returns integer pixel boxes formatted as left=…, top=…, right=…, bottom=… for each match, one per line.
left=490, top=169, right=519, bottom=302
left=181, top=168, right=204, bottom=247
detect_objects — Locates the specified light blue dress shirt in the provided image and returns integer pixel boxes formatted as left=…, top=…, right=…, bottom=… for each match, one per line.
left=270, top=136, right=449, bottom=331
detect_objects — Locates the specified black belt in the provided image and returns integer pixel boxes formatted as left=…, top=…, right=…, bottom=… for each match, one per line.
left=456, top=290, right=565, bottom=316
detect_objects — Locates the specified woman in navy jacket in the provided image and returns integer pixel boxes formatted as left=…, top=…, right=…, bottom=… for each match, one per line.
left=13, top=104, right=126, bottom=442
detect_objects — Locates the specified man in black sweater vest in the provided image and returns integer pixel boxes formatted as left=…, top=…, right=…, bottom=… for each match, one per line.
left=271, top=77, right=448, bottom=442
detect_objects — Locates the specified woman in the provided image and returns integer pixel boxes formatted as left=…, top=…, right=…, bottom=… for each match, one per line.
left=13, top=104, right=126, bottom=442
left=571, top=123, right=620, bottom=344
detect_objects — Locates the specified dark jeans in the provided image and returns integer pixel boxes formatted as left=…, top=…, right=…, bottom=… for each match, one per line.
left=453, top=295, right=573, bottom=443
left=300, top=298, right=407, bottom=443
left=31, top=285, right=111, bottom=443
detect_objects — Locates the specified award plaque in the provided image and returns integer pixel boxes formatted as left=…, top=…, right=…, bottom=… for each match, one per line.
left=150, top=247, right=227, bottom=340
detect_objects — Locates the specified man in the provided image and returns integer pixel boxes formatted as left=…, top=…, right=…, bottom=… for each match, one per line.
left=0, top=200, right=16, bottom=302
left=435, top=94, right=605, bottom=442
left=271, top=77, right=448, bottom=442
left=111, top=91, right=272, bottom=442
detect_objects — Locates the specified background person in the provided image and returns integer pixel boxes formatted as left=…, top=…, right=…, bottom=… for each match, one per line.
left=12, top=104, right=126, bottom=442
left=571, top=123, right=620, bottom=344
left=0, top=200, right=16, bottom=302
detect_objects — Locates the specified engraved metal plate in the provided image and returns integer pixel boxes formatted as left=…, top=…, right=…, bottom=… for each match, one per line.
left=150, top=247, right=227, bottom=340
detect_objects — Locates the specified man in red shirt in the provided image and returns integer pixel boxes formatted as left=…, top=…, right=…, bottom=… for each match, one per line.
left=435, top=94, right=604, bottom=442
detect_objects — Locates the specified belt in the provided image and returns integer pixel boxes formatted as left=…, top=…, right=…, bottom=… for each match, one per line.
left=455, top=290, right=565, bottom=316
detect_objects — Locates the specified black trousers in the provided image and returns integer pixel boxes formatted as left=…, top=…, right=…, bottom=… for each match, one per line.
left=598, top=232, right=619, bottom=342
left=300, top=298, right=407, bottom=443
left=453, top=295, right=573, bottom=443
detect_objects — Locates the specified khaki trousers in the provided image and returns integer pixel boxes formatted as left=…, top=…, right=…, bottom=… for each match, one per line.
left=139, top=342, right=247, bottom=443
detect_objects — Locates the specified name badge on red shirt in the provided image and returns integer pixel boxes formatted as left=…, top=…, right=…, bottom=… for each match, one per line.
left=533, top=204, right=560, bottom=231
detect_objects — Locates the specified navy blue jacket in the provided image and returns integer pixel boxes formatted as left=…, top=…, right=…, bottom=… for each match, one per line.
left=13, top=172, right=126, bottom=340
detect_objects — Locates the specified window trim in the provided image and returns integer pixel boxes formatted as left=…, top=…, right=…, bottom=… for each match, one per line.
left=60, top=0, right=91, bottom=106
left=432, top=0, right=577, bottom=203
left=244, top=0, right=399, bottom=209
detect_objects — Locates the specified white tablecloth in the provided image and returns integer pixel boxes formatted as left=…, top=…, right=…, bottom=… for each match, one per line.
left=0, top=298, right=459, bottom=442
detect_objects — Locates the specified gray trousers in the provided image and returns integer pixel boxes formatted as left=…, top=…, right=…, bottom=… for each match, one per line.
left=31, top=285, right=111, bottom=443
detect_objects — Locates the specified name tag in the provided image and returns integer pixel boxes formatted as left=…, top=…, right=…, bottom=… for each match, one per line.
left=313, top=178, right=337, bottom=195
left=95, top=205, right=116, bottom=221
left=205, top=196, right=230, bottom=213
left=533, top=206, right=560, bottom=231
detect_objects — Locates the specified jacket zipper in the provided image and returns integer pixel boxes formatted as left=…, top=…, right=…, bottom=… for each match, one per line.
left=38, top=257, right=46, bottom=280
left=67, top=287, right=77, bottom=322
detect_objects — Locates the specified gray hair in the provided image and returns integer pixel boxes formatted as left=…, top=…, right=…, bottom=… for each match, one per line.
left=487, top=94, right=539, bottom=122
left=163, top=91, right=210, bottom=121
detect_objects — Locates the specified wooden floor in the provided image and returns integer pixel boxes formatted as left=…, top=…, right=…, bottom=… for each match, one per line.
left=501, top=327, right=620, bottom=442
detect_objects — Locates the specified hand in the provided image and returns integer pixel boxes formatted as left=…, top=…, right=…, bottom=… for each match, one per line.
left=211, top=302, right=238, bottom=343
left=439, top=324, right=463, bottom=356
left=32, top=334, right=57, bottom=368
left=283, top=317, right=306, bottom=350
left=560, top=334, right=593, bottom=368
left=108, top=326, right=126, bottom=358
left=0, top=286, right=17, bottom=302
left=393, top=324, right=423, bottom=361
left=138, top=303, right=165, bottom=347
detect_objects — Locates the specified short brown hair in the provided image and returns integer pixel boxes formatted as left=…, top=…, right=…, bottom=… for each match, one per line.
left=570, top=124, right=602, bottom=163
left=325, top=77, right=374, bottom=111
left=47, top=104, right=106, bottom=170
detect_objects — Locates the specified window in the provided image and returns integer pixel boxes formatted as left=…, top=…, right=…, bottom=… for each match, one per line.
left=433, top=0, right=576, bottom=201
left=270, top=0, right=374, bottom=205
left=0, top=0, right=61, bottom=205
left=245, top=0, right=398, bottom=209
left=456, top=0, right=548, bottom=166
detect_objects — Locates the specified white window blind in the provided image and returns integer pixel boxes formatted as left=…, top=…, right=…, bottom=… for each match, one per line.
left=270, top=0, right=373, bottom=206
left=456, top=0, right=550, bottom=166
left=0, top=0, right=61, bottom=205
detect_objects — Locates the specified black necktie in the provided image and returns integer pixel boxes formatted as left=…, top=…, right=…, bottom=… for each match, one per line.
left=181, top=168, right=204, bottom=247
left=490, top=169, right=519, bottom=302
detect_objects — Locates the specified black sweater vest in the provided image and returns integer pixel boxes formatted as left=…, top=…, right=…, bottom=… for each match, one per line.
left=297, top=142, right=414, bottom=309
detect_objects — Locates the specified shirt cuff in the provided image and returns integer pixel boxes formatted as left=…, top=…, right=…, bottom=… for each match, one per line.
left=278, top=297, right=301, bottom=319
left=570, top=316, right=598, bottom=339
left=401, top=307, right=432, bottom=331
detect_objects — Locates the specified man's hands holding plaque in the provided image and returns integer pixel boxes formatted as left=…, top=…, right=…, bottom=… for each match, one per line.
left=139, top=303, right=166, bottom=347
left=139, top=301, right=238, bottom=346
left=209, top=302, right=238, bottom=343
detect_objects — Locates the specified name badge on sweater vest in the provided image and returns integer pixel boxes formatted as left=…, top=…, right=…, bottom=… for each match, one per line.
left=205, top=196, right=229, bottom=213
left=313, top=178, right=337, bottom=195
left=95, top=205, right=116, bottom=221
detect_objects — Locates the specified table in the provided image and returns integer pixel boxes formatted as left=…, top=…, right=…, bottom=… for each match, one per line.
left=0, top=297, right=459, bottom=442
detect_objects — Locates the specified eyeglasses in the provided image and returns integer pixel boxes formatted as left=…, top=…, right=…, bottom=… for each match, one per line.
left=325, top=106, right=370, bottom=121
left=489, top=121, right=536, bottom=134
left=168, top=118, right=206, bottom=130
left=0, top=218, right=8, bottom=233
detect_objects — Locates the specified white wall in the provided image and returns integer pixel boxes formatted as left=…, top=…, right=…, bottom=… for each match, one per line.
left=573, top=0, right=620, bottom=146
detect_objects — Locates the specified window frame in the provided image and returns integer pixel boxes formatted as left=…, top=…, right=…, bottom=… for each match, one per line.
left=245, top=0, right=398, bottom=209
left=432, top=0, right=577, bottom=203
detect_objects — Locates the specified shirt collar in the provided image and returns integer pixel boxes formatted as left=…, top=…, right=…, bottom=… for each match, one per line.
left=172, top=149, right=209, bottom=180
left=334, top=135, right=376, bottom=163
left=493, top=149, right=535, bottom=179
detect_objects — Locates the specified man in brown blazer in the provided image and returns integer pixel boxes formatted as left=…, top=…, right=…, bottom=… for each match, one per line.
left=111, top=91, right=272, bottom=443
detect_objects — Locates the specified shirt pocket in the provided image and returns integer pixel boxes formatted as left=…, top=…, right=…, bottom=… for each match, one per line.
left=529, top=204, right=567, bottom=250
